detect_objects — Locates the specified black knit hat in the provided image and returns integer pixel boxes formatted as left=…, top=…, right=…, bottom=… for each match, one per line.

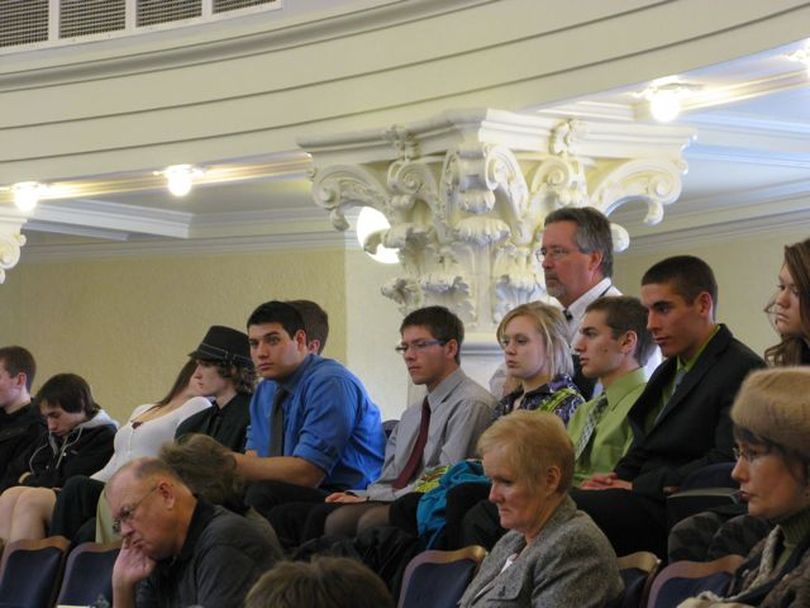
left=188, top=325, right=253, bottom=368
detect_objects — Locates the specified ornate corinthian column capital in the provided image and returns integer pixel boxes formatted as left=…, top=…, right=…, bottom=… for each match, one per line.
left=302, top=109, right=694, bottom=335
left=0, top=210, right=27, bottom=284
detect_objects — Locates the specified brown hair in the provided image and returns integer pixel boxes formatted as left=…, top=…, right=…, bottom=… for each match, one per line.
left=245, top=557, right=394, bottom=608
left=159, top=434, right=244, bottom=506
left=0, top=346, right=36, bottom=391
left=764, top=239, right=810, bottom=366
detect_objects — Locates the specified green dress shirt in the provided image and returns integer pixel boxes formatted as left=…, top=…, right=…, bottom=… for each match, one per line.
left=567, top=367, right=647, bottom=485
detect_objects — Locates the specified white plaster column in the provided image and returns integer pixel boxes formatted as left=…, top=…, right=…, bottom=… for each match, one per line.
left=0, top=210, right=27, bottom=284
left=301, top=109, right=694, bottom=388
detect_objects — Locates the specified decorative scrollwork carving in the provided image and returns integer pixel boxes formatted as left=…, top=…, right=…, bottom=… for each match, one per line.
left=311, top=165, right=390, bottom=231
left=306, top=112, right=691, bottom=334
left=0, top=228, right=26, bottom=285
left=590, top=158, right=687, bottom=225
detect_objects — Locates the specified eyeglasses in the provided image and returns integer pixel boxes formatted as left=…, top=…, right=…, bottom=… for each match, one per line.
left=394, top=339, right=447, bottom=355
left=733, top=445, right=769, bottom=464
left=534, top=246, right=578, bottom=263
left=112, top=485, right=158, bottom=534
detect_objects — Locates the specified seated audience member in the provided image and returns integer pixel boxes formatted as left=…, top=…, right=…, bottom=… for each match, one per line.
left=0, top=346, right=42, bottom=491
left=458, top=410, right=622, bottom=608
left=175, top=325, right=256, bottom=451
left=399, top=302, right=584, bottom=547
left=496, top=301, right=584, bottom=424
left=287, top=299, right=329, bottom=355
left=275, top=306, right=497, bottom=546
left=236, top=301, right=385, bottom=516
left=765, top=237, right=810, bottom=366
left=245, top=556, right=394, bottom=608
left=0, top=373, right=117, bottom=543
left=571, top=255, right=765, bottom=558
left=454, top=296, right=651, bottom=548
left=46, top=358, right=210, bottom=543
left=491, top=207, right=660, bottom=399
left=159, top=433, right=281, bottom=549
left=569, top=295, right=653, bottom=484
left=669, top=238, right=810, bottom=563
left=679, top=367, right=810, bottom=608
left=109, top=457, right=281, bottom=608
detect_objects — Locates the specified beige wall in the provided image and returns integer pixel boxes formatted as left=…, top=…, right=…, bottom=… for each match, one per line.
left=345, top=250, right=409, bottom=421
left=0, top=248, right=347, bottom=422
left=1, top=228, right=806, bottom=424
left=613, top=228, right=809, bottom=358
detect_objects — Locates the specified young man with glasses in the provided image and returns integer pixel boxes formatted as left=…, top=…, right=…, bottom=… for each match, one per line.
left=235, top=301, right=385, bottom=530
left=108, top=457, right=281, bottom=608
left=266, top=306, right=497, bottom=548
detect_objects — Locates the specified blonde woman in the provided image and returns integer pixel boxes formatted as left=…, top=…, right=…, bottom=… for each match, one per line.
left=496, top=302, right=583, bottom=425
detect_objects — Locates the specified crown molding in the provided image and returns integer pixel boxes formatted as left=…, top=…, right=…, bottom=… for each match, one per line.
left=19, top=229, right=354, bottom=263
left=26, top=199, right=193, bottom=238
left=624, top=206, right=810, bottom=256
left=618, top=182, right=810, bottom=255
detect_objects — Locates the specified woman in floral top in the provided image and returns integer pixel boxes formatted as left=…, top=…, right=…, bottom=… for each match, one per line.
left=496, top=301, right=584, bottom=425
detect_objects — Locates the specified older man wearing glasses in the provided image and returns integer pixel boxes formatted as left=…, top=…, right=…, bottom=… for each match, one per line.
left=492, top=207, right=659, bottom=400
left=108, top=457, right=280, bottom=608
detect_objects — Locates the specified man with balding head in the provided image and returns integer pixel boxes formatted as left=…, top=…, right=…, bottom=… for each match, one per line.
left=108, top=458, right=280, bottom=608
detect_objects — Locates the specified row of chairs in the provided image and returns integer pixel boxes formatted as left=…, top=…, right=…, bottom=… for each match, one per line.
left=397, top=546, right=745, bottom=608
left=0, top=537, right=119, bottom=608
left=0, top=537, right=742, bottom=608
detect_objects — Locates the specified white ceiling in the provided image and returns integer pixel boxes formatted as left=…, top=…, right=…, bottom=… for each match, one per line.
left=15, top=37, right=810, bottom=253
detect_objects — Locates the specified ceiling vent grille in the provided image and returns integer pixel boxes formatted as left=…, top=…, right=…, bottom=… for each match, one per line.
left=214, top=0, right=277, bottom=13
left=60, top=0, right=126, bottom=39
left=0, top=0, right=48, bottom=48
left=0, top=0, right=282, bottom=54
left=137, top=0, right=202, bottom=27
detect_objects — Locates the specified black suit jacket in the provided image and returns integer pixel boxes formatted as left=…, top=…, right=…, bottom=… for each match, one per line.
left=614, top=324, right=765, bottom=500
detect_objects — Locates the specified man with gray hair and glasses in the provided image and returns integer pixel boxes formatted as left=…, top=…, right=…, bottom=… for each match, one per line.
left=493, top=207, right=659, bottom=399
left=108, top=457, right=280, bottom=608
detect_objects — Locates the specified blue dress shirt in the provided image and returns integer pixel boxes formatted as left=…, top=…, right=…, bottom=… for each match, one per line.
left=245, top=354, right=385, bottom=491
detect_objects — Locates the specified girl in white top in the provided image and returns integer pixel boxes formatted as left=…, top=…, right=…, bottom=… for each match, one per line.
left=3, top=359, right=211, bottom=543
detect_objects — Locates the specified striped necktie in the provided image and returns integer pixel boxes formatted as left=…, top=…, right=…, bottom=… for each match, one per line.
left=574, top=393, right=609, bottom=460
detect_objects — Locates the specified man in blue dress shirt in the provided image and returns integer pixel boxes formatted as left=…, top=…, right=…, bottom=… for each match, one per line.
left=235, top=301, right=385, bottom=521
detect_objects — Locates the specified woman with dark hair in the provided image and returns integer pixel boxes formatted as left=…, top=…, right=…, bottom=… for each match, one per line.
left=680, top=367, right=810, bottom=608
left=0, top=373, right=117, bottom=543
left=765, top=238, right=810, bottom=366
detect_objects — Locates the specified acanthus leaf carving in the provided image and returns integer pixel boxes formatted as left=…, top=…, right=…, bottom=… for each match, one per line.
left=589, top=158, right=687, bottom=225
left=306, top=111, right=691, bottom=333
left=0, top=219, right=27, bottom=285
left=311, top=165, right=390, bottom=231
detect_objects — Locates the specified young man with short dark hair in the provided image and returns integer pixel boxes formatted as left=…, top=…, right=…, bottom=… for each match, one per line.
left=265, top=306, right=497, bottom=548
left=0, top=346, right=44, bottom=491
left=237, top=301, right=385, bottom=518
left=286, top=300, right=329, bottom=355
left=569, top=296, right=654, bottom=485
left=571, top=255, right=765, bottom=557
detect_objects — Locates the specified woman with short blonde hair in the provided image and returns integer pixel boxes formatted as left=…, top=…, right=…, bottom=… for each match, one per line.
left=495, top=302, right=582, bottom=424
left=459, top=410, right=621, bottom=607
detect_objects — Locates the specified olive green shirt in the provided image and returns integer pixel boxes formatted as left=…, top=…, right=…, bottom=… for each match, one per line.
left=568, top=367, right=647, bottom=485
